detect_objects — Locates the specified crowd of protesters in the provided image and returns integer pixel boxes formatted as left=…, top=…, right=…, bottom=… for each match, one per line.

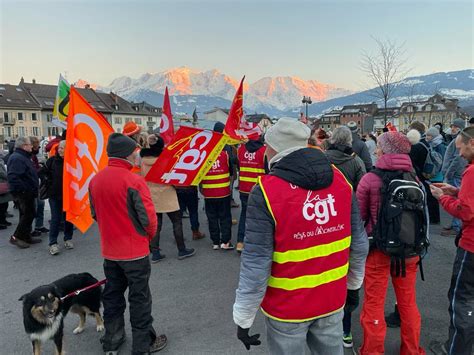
left=1, top=115, right=473, bottom=355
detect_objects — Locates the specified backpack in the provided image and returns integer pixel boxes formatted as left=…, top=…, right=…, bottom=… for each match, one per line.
left=421, top=143, right=443, bottom=180
left=371, top=169, right=429, bottom=280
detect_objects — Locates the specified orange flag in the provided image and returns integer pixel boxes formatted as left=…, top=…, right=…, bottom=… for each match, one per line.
left=224, top=76, right=261, bottom=144
left=63, top=87, right=114, bottom=233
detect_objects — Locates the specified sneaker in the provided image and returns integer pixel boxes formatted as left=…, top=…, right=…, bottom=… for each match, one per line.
left=49, top=244, right=60, bottom=255
left=232, top=218, right=238, bottom=225
left=0, top=224, right=6, bottom=230
left=36, top=227, right=50, bottom=233
left=151, top=250, right=166, bottom=263
left=25, top=237, right=42, bottom=244
left=440, top=228, right=458, bottom=237
left=64, top=241, right=74, bottom=249
left=231, top=200, right=240, bottom=208
left=429, top=341, right=448, bottom=355
left=31, top=230, right=42, bottom=237
left=192, top=230, right=206, bottom=240
left=236, top=242, right=244, bottom=253
left=6, top=212, right=13, bottom=218
left=149, top=334, right=167, bottom=353
left=178, top=248, right=196, bottom=260
left=221, top=242, right=235, bottom=250
left=212, top=244, right=220, bottom=250
left=342, top=333, right=353, bottom=348
left=0, top=220, right=11, bottom=226
left=181, top=211, right=189, bottom=219
left=9, top=236, right=30, bottom=249
left=385, top=305, right=401, bottom=328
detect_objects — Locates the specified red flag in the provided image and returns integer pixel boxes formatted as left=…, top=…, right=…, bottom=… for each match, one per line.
left=145, top=126, right=227, bottom=186
left=224, top=76, right=261, bottom=143
left=160, top=86, right=175, bottom=145
left=63, top=87, right=114, bottom=233
left=386, top=122, right=397, bottom=132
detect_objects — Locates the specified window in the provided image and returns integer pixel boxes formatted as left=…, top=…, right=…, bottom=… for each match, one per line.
left=135, top=118, right=142, bottom=125
left=32, top=113, right=37, bottom=121
left=32, top=127, right=40, bottom=137
left=125, top=117, right=132, bottom=123
left=114, top=117, right=122, bottom=124
left=148, top=117, right=153, bottom=122
left=5, top=127, right=13, bottom=137
left=48, top=127, right=59, bottom=136
left=16, top=87, right=23, bottom=92
left=46, top=113, right=53, bottom=122
left=44, top=101, right=54, bottom=106
left=3, top=112, right=9, bottom=122
left=18, top=126, right=26, bottom=136
left=18, top=112, right=24, bottom=120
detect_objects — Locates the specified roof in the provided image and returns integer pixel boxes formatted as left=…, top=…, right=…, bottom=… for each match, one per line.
left=246, top=113, right=271, bottom=123
left=204, top=107, right=229, bottom=115
left=0, top=84, right=41, bottom=109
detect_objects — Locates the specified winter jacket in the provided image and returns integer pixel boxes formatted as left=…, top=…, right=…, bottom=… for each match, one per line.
left=0, top=162, right=13, bottom=203
left=352, top=133, right=372, bottom=172
left=233, top=147, right=369, bottom=329
left=439, top=162, right=474, bottom=253
left=325, top=144, right=366, bottom=191
left=7, top=148, right=39, bottom=194
left=429, top=135, right=447, bottom=182
left=441, top=132, right=467, bottom=182
left=356, top=153, right=414, bottom=236
left=365, top=139, right=377, bottom=167
left=89, top=158, right=157, bottom=261
left=409, top=138, right=429, bottom=182
left=41, top=155, right=64, bottom=200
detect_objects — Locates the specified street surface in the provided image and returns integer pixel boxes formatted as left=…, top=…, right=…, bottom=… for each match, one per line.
left=0, top=195, right=456, bottom=354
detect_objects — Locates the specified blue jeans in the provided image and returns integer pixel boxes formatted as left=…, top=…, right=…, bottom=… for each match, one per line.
left=34, top=197, right=45, bottom=229
left=48, top=198, right=73, bottom=246
left=449, top=177, right=462, bottom=232
left=237, top=193, right=249, bottom=243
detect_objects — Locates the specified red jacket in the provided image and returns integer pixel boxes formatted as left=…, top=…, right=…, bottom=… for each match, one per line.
left=356, top=154, right=414, bottom=235
left=89, top=158, right=157, bottom=260
left=440, top=162, right=474, bottom=253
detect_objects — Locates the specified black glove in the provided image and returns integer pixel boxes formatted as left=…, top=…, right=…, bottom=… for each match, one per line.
left=344, top=289, right=360, bottom=313
left=237, top=326, right=261, bottom=351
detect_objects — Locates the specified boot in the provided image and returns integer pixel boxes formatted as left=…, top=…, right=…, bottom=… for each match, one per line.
left=385, top=304, right=401, bottom=328
left=101, top=317, right=126, bottom=354
left=192, top=230, right=206, bottom=240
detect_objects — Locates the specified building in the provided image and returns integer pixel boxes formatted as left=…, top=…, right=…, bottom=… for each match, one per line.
left=370, top=107, right=400, bottom=132
left=203, top=107, right=229, bottom=123
left=0, top=78, right=162, bottom=143
left=398, top=94, right=464, bottom=131
left=246, top=114, right=273, bottom=133
left=319, top=110, right=342, bottom=131
left=339, top=103, right=378, bottom=133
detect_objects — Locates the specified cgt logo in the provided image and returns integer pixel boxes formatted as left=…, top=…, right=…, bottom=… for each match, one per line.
left=212, top=159, right=221, bottom=170
left=244, top=151, right=256, bottom=161
left=302, top=191, right=337, bottom=225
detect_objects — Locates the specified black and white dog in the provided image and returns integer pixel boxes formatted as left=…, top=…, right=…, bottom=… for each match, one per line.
left=19, top=273, right=104, bottom=355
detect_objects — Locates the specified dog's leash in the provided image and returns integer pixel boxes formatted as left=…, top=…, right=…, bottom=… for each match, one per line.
left=60, top=279, right=107, bottom=302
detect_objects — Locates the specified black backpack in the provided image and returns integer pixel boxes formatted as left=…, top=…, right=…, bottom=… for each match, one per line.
left=371, top=169, right=429, bottom=280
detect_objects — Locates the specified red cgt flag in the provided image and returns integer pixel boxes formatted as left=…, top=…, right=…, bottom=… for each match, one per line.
left=160, top=86, right=175, bottom=145
left=386, top=122, right=397, bottom=132
left=224, top=76, right=261, bottom=144
left=63, top=87, right=114, bottom=233
left=145, top=126, right=227, bottom=186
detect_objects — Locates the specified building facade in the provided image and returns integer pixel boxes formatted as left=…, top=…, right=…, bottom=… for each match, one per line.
left=203, top=107, right=229, bottom=123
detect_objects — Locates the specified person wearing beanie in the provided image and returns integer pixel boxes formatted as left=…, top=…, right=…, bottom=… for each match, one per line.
left=470, top=117, right=474, bottom=127
left=346, top=121, right=372, bottom=172
left=357, top=131, right=426, bottom=355
left=140, top=135, right=196, bottom=262
left=233, top=117, right=369, bottom=353
left=89, top=133, right=167, bottom=354
left=200, top=123, right=235, bottom=250
left=440, top=118, right=468, bottom=236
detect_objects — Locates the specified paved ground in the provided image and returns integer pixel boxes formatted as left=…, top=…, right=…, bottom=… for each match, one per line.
left=0, top=194, right=457, bottom=355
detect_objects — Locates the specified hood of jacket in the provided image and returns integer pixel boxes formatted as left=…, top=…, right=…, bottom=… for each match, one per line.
left=271, top=147, right=333, bottom=190
left=244, top=139, right=265, bottom=153
left=375, top=153, right=413, bottom=172
left=430, top=134, right=444, bottom=148
left=326, top=144, right=355, bottom=164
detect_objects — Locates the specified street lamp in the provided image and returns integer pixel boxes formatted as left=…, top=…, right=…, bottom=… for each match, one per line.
left=302, top=96, right=312, bottom=120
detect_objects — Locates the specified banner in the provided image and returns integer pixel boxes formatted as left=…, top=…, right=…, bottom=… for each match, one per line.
left=160, top=86, right=175, bottom=145
left=52, top=74, right=70, bottom=128
left=63, top=87, right=114, bottom=233
left=224, top=76, right=261, bottom=144
left=145, top=126, right=227, bottom=186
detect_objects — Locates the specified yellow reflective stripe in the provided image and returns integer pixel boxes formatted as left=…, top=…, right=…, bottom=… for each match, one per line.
left=261, top=305, right=344, bottom=324
left=240, top=167, right=266, bottom=173
left=273, top=236, right=351, bottom=264
left=203, top=173, right=229, bottom=180
left=268, top=263, right=349, bottom=291
left=258, top=176, right=277, bottom=225
left=202, top=182, right=230, bottom=189
left=240, top=176, right=258, bottom=183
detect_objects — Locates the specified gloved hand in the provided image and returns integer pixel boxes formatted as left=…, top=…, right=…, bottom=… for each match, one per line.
left=344, top=288, right=360, bottom=313
left=237, top=326, right=261, bottom=351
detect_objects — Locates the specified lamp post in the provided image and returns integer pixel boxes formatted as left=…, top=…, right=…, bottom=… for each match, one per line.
left=302, top=96, right=312, bottom=121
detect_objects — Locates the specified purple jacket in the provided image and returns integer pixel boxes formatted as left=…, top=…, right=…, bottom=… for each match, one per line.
left=356, top=154, right=414, bottom=235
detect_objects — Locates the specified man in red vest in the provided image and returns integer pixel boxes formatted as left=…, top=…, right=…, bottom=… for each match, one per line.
left=236, top=136, right=266, bottom=252
left=200, top=123, right=235, bottom=250
left=233, top=118, right=369, bottom=354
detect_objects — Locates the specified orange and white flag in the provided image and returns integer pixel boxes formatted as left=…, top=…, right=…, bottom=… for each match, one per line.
left=63, top=87, right=113, bottom=233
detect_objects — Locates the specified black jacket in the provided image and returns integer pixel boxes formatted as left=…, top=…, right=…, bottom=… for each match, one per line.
left=409, top=138, right=429, bottom=181
left=352, top=133, right=372, bottom=172
left=42, top=155, right=64, bottom=199
left=7, top=148, right=39, bottom=194
left=325, top=144, right=366, bottom=191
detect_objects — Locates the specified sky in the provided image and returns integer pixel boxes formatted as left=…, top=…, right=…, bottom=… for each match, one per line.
left=0, top=0, right=472, bottom=90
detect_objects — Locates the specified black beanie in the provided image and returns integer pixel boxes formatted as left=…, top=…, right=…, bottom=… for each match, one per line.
left=107, top=133, right=137, bottom=158
left=213, top=121, right=225, bottom=133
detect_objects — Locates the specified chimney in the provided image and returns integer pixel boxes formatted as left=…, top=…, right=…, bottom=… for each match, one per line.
left=32, top=79, right=36, bottom=84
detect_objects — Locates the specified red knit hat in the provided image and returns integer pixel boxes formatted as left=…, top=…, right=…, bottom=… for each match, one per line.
left=122, top=121, right=141, bottom=136
left=378, top=132, right=411, bottom=154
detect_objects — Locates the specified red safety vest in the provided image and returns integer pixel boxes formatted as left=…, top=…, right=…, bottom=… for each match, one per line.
left=238, top=145, right=266, bottom=194
left=259, top=167, right=352, bottom=322
left=201, top=150, right=231, bottom=199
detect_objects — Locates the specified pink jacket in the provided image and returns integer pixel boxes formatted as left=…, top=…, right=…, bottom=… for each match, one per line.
left=356, top=154, right=414, bottom=235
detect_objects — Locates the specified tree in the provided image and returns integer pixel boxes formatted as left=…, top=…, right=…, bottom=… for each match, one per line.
left=361, top=37, right=411, bottom=126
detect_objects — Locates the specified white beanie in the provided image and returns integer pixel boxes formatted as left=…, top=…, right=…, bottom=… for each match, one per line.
left=406, top=129, right=421, bottom=145
left=265, top=117, right=311, bottom=153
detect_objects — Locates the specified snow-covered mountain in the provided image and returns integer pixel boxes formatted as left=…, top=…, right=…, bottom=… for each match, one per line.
left=99, top=67, right=353, bottom=114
